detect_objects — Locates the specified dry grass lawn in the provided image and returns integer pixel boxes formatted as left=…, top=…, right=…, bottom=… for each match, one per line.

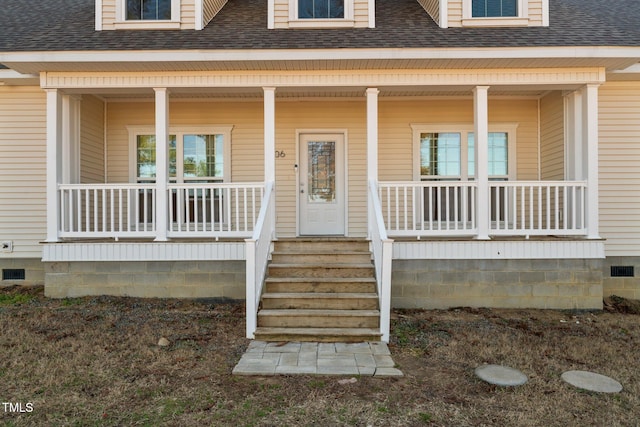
left=0, top=285, right=638, bottom=426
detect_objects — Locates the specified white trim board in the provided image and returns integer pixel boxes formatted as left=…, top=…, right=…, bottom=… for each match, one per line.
left=393, top=239, right=605, bottom=260
left=42, top=241, right=245, bottom=262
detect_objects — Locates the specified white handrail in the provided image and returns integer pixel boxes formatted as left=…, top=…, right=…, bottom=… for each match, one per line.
left=368, top=180, right=393, bottom=343
left=245, top=181, right=275, bottom=339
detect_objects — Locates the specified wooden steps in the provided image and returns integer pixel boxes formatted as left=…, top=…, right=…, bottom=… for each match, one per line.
left=255, top=238, right=381, bottom=342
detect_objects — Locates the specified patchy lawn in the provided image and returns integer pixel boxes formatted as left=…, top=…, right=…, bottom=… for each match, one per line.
left=0, top=285, right=638, bottom=426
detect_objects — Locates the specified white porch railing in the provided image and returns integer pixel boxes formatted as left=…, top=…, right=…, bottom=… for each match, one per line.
left=245, top=181, right=276, bottom=339
left=58, top=182, right=265, bottom=240
left=489, top=181, right=587, bottom=236
left=168, top=183, right=265, bottom=238
left=378, top=180, right=588, bottom=238
left=59, top=184, right=157, bottom=239
left=378, top=181, right=478, bottom=237
left=368, top=180, right=393, bottom=343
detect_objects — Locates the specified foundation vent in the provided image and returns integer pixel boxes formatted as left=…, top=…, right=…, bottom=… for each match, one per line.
left=2, top=269, right=26, bottom=281
left=610, top=266, right=634, bottom=277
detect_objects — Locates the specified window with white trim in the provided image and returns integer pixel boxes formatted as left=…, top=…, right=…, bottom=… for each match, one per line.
left=126, top=0, right=172, bottom=20
left=472, top=0, right=517, bottom=18
left=115, top=0, right=181, bottom=28
left=298, top=0, right=345, bottom=19
left=130, top=127, right=232, bottom=184
left=413, top=124, right=517, bottom=222
left=462, top=0, right=530, bottom=26
left=288, top=0, right=354, bottom=27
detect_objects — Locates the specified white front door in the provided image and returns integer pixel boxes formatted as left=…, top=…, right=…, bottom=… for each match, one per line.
left=299, top=134, right=345, bottom=235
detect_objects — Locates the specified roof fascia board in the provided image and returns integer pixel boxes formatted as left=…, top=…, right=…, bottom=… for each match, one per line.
left=2, top=46, right=640, bottom=64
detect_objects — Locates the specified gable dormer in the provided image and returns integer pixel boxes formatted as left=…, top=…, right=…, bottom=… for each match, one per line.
left=268, top=0, right=375, bottom=29
left=418, top=0, right=549, bottom=28
left=95, top=0, right=228, bottom=31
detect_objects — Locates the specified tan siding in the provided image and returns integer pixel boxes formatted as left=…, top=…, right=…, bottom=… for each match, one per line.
left=203, top=0, right=228, bottom=27
left=0, top=86, right=46, bottom=257
left=448, top=0, right=463, bottom=27
left=353, top=0, right=370, bottom=27
left=379, top=98, right=539, bottom=181
left=539, top=91, right=564, bottom=180
left=81, top=96, right=106, bottom=184
left=528, top=0, right=543, bottom=26
left=102, top=0, right=117, bottom=30
left=274, top=0, right=289, bottom=29
left=417, top=0, right=440, bottom=25
left=599, top=81, right=640, bottom=256
left=180, top=0, right=196, bottom=29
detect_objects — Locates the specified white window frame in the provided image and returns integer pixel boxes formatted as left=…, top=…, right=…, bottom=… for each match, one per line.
left=288, top=0, right=355, bottom=28
left=462, top=0, right=530, bottom=27
left=115, top=0, right=181, bottom=30
left=128, top=126, right=233, bottom=183
left=411, top=123, right=518, bottom=181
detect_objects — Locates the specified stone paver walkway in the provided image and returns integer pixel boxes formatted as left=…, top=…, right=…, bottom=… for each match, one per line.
left=232, top=341, right=403, bottom=377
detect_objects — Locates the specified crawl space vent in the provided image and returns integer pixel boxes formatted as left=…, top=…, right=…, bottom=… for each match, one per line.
left=610, top=266, right=634, bottom=277
left=2, top=269, right=26, bottom=281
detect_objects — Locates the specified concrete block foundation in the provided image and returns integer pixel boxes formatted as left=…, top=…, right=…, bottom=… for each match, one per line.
left=44, top=260, right=245, bottom=299
left=391, top=258, right=604, bottom=310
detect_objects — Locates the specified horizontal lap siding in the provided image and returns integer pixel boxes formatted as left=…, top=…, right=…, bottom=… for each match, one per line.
left=528, top=0, right=544, bottom=26
left=0, top=87, right=46, bottom=257
left=599, top=81, right=640, bottom=256
left=81, top=96, right=106, bottom=184
left=102, top=0, right=117, bottom=30
left=540, top=91, right=564, bottom=180
left=379, top=98, right=539, bottom=181
left=447, top=0, right=463, bottom=26
left=353, top=0, right=370, bottom=27
left=180, top=0, right=196, bottom=29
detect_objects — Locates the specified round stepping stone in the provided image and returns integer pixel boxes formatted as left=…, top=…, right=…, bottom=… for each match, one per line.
left=475, top=364, right=528, bottom=386
left=561, top=370, right=623, bottom=393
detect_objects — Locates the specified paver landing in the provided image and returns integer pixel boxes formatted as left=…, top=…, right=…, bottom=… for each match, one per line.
left=232, top=341, right=403, bottom=377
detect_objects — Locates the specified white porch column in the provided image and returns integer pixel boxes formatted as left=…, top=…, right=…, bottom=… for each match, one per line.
left=582, top=84, right=600, bottom=239
left=45, top=89, right=64, bottom=242
left=473, top=86, right=490, bottom=240
left=263, top=87, right=276, bottom=183
left=366, top=88, right=379, bottom=183
left=366, top=88, right=379, bottom=237
left=154, top=88, right=170, bottom=242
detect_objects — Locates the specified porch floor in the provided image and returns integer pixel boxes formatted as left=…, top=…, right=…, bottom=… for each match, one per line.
left=232, top=341, right=403, bottom=377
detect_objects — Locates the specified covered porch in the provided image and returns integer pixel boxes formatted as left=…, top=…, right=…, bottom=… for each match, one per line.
left=39, top=66, right=606, bottom=340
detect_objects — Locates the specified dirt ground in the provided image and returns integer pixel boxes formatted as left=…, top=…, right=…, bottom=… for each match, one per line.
left=0, top=285, right=638, bottom=426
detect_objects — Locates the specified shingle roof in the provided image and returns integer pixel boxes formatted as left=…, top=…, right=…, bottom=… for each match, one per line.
left=0, top=0, right=639, bottom=53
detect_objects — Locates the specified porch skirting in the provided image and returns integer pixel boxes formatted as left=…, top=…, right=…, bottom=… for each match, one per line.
left=391, top=258, right=604, bottom=310
left=44, top=260, right=245, bottom=299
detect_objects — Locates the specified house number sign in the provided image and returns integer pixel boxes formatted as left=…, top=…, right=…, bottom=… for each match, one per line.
left=275, top=150, right=286, bottom=158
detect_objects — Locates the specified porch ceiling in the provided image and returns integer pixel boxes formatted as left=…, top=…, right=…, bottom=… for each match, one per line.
left=71, top=85, right=573, bottom=101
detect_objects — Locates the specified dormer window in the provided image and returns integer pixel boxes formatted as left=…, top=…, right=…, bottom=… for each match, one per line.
left=298, top=0, right=344, bottom=19
left=126, top=0, right=172, bottom=20
left=472, top=0, right=517, bottom=17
